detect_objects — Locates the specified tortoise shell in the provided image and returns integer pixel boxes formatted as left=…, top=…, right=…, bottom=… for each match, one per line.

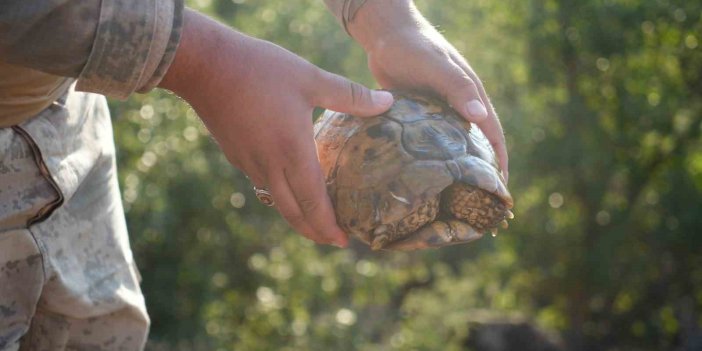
left=314, top=92, right=513, bottom=250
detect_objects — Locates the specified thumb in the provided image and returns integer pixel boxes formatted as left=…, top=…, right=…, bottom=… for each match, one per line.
left=313, top=71, right=394, bottom=117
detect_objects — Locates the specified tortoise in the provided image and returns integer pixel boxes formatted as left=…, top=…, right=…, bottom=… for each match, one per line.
left=313, top=92, right=514, bottom=250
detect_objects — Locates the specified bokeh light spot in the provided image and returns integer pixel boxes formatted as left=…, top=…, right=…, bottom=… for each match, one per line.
left=230, top=192, right=246, bottom=208
left=596, top=57, right=610, bottom=71
left=140, top=104, right=154, bottom=120
left=685, top=34, right=698, bottom=49
left=548, top=192, right=564, bottom=208
left=596, top=210, right=611, bottom=226
left=335, top=308, right=357, bottom=326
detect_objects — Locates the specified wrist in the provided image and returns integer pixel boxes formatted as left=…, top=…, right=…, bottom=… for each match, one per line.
left=346, top=0, right=422, bottom=53
left=159, top=9, right=198, bottom=97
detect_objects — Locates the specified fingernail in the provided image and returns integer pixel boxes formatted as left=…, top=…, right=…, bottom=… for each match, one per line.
left=332, top=235, right=348, bottom=248
left=466, top=100, right=488, bottom=122
left=371, top=90, right=394, bottom=107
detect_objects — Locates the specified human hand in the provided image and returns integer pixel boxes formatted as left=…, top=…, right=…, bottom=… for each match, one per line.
left=159, top=9, right=394, bottom=247
left=347, top=0, right=509, bottom=181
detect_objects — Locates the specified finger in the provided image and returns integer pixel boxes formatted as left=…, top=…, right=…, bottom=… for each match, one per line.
left=472, top=98, right=508, bottom=182
left=283, top=138, right=349, bottom=247
left=449, top=52, right=509, bottom=182
left=313, top=70, right=394, bottom=117
left=489, top=134, right=509, bottom=183
left=267, top=169, right=322, bottom=243
left=431, top=58, right=489, bottom=124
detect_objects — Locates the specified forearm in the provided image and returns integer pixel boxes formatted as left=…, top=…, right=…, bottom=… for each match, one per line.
left=158, top=9, right=253, bottom=114
left=158, top=9, right=218, bottom=102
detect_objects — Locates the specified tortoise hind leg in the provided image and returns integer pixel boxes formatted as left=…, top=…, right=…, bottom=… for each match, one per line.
left=383, top=220, right=483, bottom=251
left=371, top=196, right=439, bottom=250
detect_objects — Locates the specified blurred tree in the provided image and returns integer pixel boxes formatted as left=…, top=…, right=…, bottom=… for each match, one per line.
left=109, top=0, right=702, bottom=350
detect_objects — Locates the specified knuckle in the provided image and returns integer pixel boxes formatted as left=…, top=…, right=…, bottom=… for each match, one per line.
left=298, top=197, right=322, bottom=215
left=281, top=210, right=306, bottom=228
left=460, top=76, right=478, bottom=89
left=470, top=74, right=486, bottom=90
left=347, top=81, right=365, bottom=106
left=246, top=156, right=267, bottom=173
left=444, top=74, right=476, bottom=96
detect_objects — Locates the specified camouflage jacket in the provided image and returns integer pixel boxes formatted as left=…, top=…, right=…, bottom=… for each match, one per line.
left=0, top=0, right=366, bottom=127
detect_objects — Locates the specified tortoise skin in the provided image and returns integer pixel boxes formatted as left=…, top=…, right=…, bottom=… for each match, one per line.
left=314, top=92, right=513, bottom=250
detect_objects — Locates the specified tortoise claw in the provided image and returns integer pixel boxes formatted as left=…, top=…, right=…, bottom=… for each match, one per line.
left=500, top=220, right=509, bottom=229
left=383, top=220, right=483, bottom=251
left=371, top=234, right=389, bottom=251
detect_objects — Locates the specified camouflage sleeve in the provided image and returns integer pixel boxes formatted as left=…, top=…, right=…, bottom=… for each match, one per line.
left=323, top=0, right=369, bottom=34
left=0, top=0, right=184, bottom=100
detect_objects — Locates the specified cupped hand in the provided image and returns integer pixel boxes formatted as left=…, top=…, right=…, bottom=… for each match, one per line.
left=160, top=9, right=394, bottom=247
left=348, top=1, right=509, bottom=181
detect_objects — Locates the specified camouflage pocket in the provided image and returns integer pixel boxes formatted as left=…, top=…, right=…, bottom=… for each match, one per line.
left=0, top=104, right=65, bottom=350
left=0, top=126, right=63, bottom=231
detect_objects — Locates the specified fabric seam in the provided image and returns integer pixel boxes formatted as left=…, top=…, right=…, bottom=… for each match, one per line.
left=10, top=126, right=65, bottom=284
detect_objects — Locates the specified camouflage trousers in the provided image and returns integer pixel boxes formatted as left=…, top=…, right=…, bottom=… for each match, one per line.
left=0, top=86, right=149, bottom=350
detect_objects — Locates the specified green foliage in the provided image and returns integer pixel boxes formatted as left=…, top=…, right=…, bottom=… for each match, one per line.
left=111, top=0, right=702, bottom=349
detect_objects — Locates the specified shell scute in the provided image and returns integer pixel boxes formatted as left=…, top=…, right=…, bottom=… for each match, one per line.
left=400, top=119, right=468, bottom=160
left=315, top=92, right=513, bottom=250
